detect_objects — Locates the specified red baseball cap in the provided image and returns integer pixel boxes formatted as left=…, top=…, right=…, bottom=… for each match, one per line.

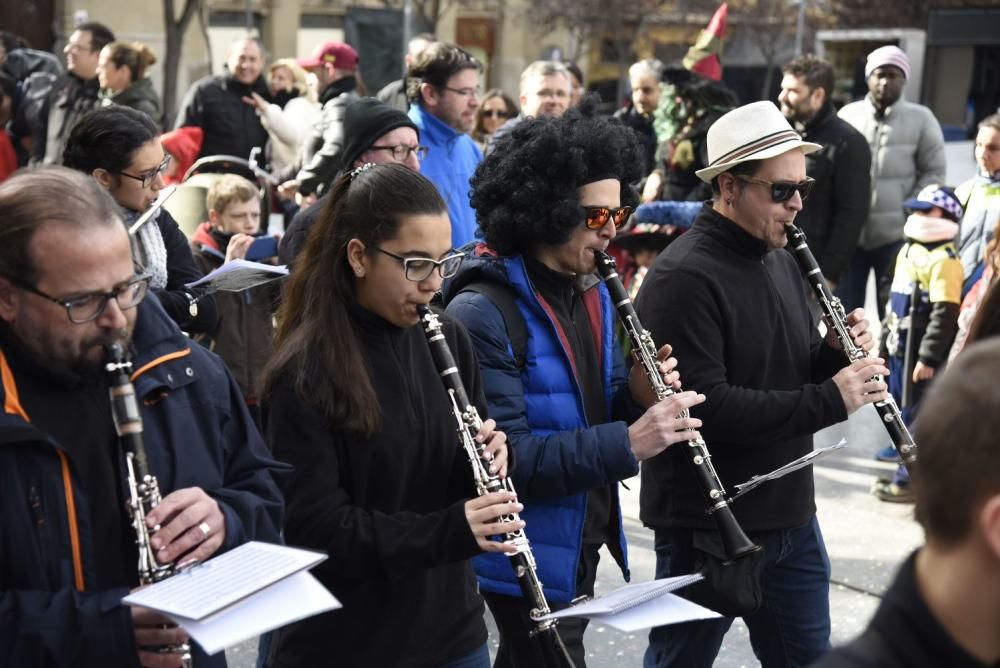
left=297, top=41, right=359, bottom=70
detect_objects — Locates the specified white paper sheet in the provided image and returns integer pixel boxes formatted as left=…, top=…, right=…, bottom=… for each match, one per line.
left=541, top=574, right=703, bottom=619
left=586, top=593, right=721, bottom=633
left=122, top=542, right=325, bottom=620
left=176, top=570, right=341, bottom=655
left=184, top=259, right=288, bottom=294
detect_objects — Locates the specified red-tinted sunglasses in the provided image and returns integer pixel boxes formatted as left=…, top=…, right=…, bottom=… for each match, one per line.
left=583, top=205, right=634, bottom=230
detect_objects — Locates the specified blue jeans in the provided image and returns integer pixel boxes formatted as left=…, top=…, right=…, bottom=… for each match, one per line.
left=438, top=643, right=491, bottom=668
left=835, top=240, right=904, bottom=320
left=644, top=516, right=832, bottom=668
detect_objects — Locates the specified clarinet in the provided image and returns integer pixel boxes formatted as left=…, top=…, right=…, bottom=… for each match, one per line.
left=783, top=224, right=917, bottom=472
left=416, top=306, right=576, bottom=668
left=594, top=251, right=760, bottom=562
left=105, top=343, right=193, bottom=667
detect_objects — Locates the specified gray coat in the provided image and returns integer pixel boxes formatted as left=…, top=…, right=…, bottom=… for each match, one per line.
left=839, top=95, right=946, bottom=250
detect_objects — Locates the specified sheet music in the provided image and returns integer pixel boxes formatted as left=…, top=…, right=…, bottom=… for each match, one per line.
left=541, top=574, right=703, bottom=619
left=730, top=438, right=847, bottom=501
left=184, top=259, right=288, bottom=294
left=122, top=541, right=325, bottom=621
left=587, top=593, right=721, bottom=633
left=177, top=570, right=340, bottom=655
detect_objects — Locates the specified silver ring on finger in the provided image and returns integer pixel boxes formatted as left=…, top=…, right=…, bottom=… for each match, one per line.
left=198, top=521, right=211, bottom=539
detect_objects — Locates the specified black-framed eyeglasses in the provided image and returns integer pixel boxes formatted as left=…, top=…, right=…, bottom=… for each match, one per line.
left=369, top=247, right=465, bottom=282
left=369, top=145, right=429, bottom=161
left=118, top=156, right=172, bottom=189
left=482, top=109, right=510, bottom=119
left=7, top=273, right=152, bottom=323
left=441, top=85, right=482, bottom=98
left=582, top=206, right=634, bottom=230
left=735, top=175, right=816, bottom=203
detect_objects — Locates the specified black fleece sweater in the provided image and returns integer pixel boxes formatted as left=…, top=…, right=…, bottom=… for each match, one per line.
left=635, top=204, right=848, bottom=531
left=265, top=307, right=488, bottom=667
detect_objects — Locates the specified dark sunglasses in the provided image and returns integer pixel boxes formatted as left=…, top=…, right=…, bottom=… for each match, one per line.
left=736, top=175, right=816, bottom=203
left=582, top=206, right=634, bottom=230
left=482, top=109, right=510, bottom=119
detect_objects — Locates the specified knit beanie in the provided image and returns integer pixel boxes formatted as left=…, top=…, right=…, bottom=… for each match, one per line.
left=340, top=98, right=420, bottom=171
left=865, top=45, right=910, bottom=80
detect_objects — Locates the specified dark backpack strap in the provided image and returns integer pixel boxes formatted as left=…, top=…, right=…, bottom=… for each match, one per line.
left=458, top=282, right=528, bottom=370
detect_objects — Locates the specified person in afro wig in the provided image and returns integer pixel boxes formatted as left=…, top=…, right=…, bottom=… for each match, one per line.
left=472, top=96, right=644, bottom=256
left=440, top=97, right=707, bottom=666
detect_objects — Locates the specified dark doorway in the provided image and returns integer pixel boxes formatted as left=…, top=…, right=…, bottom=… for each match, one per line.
left=1, top=0, right=56, bottom=51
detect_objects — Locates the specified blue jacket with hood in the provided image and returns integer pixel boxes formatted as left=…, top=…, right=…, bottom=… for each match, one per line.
left=0, top=297, right=287, bottom=667
left=442, top=244, right=641, bottom=603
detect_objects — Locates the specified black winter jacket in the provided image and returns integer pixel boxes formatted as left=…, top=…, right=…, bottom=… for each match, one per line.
left=0, top=297, right=287, bottom=668
left=264, top=308, right=488, bottom=667
left=810, top=551, right=991, bottom=668
left=796, top=101, right=873, bottom=283
left=174, top=74, right=270, bottom=160
left=152, top=209, right=219, bottom=335
left=635, top=205, right=848, bottom=531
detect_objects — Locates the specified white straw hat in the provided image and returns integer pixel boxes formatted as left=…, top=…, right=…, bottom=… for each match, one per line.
left=695, top=101, right=822, bottom=183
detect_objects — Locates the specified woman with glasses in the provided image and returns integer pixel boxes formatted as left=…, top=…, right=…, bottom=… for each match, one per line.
left=440, top=101, right=701, bottom=667
left=472, top=89, right=518, bottom=153
left=63, top=106, right=218, bottom=334
left=261, top=163, right=514, bottom=668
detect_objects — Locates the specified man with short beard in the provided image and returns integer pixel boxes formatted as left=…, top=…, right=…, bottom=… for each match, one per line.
left=779, top=55, right=871, bottom=288
left=0, top=167, right=285, bottom=668
left=406, top=42, right=483, bottom=248
left=838, top=46, right=946, bottom=321
left=175, top=36, right=271, bottom=160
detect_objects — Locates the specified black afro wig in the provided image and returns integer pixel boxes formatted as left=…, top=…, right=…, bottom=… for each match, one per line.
left=471, top=96, right=644, bottom=256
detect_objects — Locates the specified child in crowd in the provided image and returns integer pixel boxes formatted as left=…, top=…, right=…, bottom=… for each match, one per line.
left=955, top=113, right=1000, bottom=295
left=874, top=185, right=964, bottom=502
left=950, top=217, right=1000, bottom=361
left=190, top=174, right=279, bottom=427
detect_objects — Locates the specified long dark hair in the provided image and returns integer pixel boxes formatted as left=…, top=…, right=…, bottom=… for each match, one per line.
left=261, top=164, right=447, bottom=437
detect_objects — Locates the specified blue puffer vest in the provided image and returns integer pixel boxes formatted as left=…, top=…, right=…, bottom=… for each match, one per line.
left=443, top=246, right=637, bottom=603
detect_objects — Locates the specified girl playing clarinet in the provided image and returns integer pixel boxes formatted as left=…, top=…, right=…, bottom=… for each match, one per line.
left=261, top=164, right=515, bottom=667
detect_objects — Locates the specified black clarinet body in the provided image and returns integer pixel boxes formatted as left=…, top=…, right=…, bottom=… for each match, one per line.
left=594, top=251, right=760, bottom=562
left=417, top=306, right=576, bottom=668
left=783, top=224, right=917, bottom=472
left=105, top=343, right=193, bottom=667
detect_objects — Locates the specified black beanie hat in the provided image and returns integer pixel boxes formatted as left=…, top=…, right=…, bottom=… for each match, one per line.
left=340, top=98, right=420, bottom=171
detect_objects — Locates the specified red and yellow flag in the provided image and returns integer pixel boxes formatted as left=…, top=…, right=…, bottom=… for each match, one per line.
left=683, top=2, right=728, bottom=81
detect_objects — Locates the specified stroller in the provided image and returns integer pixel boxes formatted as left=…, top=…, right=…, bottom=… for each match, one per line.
left=162, top=147, right=275, bottom=238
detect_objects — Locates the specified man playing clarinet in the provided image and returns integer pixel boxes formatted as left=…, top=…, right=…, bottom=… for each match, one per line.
left=442, top=100, right=704, bottom=667
left=636, top=101, right=889, bottom=668
left=0, top=167, right=285, bottom=668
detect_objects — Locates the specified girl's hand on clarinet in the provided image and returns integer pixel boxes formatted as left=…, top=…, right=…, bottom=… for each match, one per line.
left=476, top=418, right=509, bottom=478
left=628, top=343, right=681, bottom=408
left=465, top=491, right=524, bottom=553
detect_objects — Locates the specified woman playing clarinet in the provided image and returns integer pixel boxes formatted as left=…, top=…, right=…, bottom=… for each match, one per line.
left=261, top=164, right=514, bottom=667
